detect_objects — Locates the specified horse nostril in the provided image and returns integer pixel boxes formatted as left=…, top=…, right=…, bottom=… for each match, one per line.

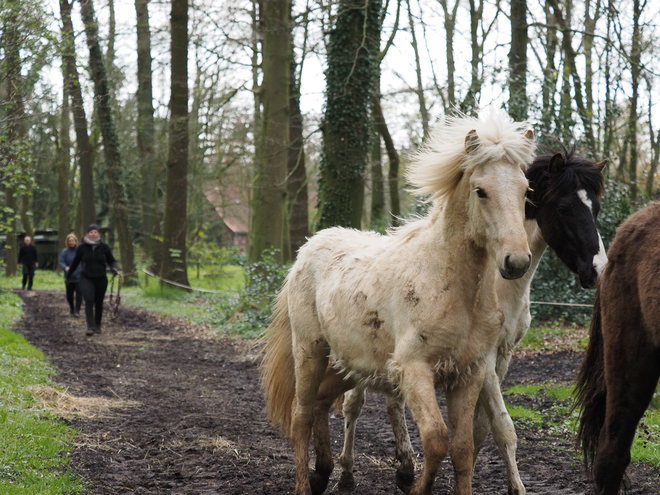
left=504, top=255, right=512, bottom=273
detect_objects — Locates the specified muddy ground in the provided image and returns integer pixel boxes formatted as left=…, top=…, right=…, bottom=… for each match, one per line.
left=13, top=291, right=660, bottom=494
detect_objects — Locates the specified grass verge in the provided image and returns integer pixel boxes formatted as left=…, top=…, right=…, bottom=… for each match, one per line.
left=0, top=290, right=86, bottom=494
left=505, top=380, right=660, bottom=467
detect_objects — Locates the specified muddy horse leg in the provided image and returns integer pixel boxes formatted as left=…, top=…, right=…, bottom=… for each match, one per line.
left=337, top=385, right=365, bottom=491
left=290, top=340, right=330, bottom=495
left=311, top=368, right=354, bottom=494
left=446, top=367, right=487, bottom=495
left=385, top=394, right=415, bottom=491
left=477, top=367, right=525, bottom=495
left=593, top=345, right=660, bottom=495
left=399, top=361, right=449, bottom=495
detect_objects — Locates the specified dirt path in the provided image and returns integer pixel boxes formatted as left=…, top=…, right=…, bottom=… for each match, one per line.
left=14, top=291, right=660, bottom=494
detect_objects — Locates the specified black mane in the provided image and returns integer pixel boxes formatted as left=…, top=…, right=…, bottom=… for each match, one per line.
left=526, top=148, right=605, bottom=212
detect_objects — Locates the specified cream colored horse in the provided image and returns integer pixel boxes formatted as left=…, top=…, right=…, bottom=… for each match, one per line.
left=338, top=151, right=608, bottom=495
left=260, top=111, right=536, bottom=495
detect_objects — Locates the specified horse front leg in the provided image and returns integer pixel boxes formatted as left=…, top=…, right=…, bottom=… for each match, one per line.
left=478, top=366, right=525, bottom=495
left=398, top=361, right=449, bottom=495
left=385, top=394, right=415, bottom=491
left=337, top=385, right=365, bottom=491
left=446, top=367, right=487, bottom=495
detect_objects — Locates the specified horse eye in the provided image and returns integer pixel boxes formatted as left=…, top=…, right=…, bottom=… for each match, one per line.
left=476, top=188, right=487, bottom=199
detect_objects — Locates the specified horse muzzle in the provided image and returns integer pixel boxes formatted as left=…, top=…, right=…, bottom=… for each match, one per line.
left=499, top=252, right=532, bottom=280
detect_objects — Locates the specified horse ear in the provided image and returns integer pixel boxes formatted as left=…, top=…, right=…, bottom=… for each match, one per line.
left=465, top=129, right=479, bottom=154
left=524, top=129, right=534, bottom=141
left=595, top=159, right=608, bottom=171
left=548, top=152, right=565, bottom=173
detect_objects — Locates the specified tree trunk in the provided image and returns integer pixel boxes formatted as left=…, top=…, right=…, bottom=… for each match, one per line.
left=3, top=0, right=22, bottom=276
left=406, top=0, right=429, bottom=138
left=78, top=0, right=136, bottom=281
left=372, top=95, right=400, bottom=226
left=583, top=0, right=601, bottom=148
left=58, top=88, right=71, bottom=251
left=161, top=0, right=190, bottom=284
left=549, top=0, right=596, bottom=155
left=318, top=0, right=382, bottom=230
left=438, top=0, right=459, bottom=109
left=541, top=2, right=558, bottom=138
left=459, top=0, right=485, bottom=116
left=647, top=96, right=660, bottom=198
left=370, top=70, right=385, bottom=229
left=602, top=2, right=615, bottom=170
left=627, top=0, right=642, bottom=200
left=508, top=0, right=528, bottom=121
left=135, top=0, right=157, bottom=261
left=287, top=52, right=309, bottom=259
left=60, top=0, right=96, bottom=230
left=249, top=0, right=291, bottom=262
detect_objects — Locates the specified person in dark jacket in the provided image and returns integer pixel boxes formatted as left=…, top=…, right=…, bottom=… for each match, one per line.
left=66, top=225, right=120, bottom=336
left=59, top=233, right=83, bottom=317
left=18, top=236, right=38, bottom=290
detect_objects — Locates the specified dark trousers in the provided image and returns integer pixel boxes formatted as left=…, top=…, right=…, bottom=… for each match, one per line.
left=22, top=264, right=35, bottom=290
left=65, top=281, right=83, bottom=314
left=79, top=275, right=108, bottom=330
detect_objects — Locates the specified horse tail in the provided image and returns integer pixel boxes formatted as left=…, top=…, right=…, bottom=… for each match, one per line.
left=573, top=287, right=606, bottom=470
left=259, top=283, right=296, bottom=438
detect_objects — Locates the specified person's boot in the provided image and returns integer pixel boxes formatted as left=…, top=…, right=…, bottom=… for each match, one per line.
left=86, top=327, right=94, bottom=336
left=94, top=324, right=102, bottom=334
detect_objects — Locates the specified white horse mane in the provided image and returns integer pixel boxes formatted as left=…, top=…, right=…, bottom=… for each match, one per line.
left=406, top=109, right=536, bottom=202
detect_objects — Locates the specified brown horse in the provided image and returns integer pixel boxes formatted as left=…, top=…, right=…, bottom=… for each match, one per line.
left=574, top=201, right=660, bottom=495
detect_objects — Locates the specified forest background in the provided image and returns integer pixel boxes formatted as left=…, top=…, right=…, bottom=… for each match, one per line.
left=1, top=0, right=659, bottom=326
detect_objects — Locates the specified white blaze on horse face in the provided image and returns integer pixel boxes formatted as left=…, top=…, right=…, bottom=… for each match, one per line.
left=578, top=189, right=593, bottom=213
left=578, top=189, right=608, bottom=276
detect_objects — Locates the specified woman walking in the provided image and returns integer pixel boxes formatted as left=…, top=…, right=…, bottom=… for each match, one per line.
left=66, top=225, right=120, bottom=336
left=59, top=234, right=83, bottom=317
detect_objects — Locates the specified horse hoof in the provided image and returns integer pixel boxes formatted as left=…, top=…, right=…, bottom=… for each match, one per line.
left=337, top=471, right=356, bottom=492
left=309, top=470, right=330, bottom=495
left=395, top=465, right=415, bottom=492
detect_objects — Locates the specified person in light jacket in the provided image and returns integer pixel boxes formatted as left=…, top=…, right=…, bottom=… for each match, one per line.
left=66, top=225, right=120, bottom=336
left=18, top=236, right=38, bottom=290
left=59, top=234, right=83, bottom=317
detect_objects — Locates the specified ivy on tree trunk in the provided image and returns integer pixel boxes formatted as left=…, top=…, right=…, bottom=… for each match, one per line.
left=318, top=0, right=382, bottom=230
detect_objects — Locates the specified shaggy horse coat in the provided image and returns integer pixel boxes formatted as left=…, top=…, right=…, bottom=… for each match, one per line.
left=337, top=150, right=607, bottom=495
left=575, top=202, right=660, bottom=495
left=260, top=111, right=536, bottom=495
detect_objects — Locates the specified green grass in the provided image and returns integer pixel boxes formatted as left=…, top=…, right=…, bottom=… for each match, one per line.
left=505, top=404, right=544, bottom=427
left=505, top=380, right=660, bottom=467
left=632, top=409, right=660, bottom=465
left=0, top=291, right=86, bottom=493
left=0, top=270, right=65, bottom=291
left=124, top=265, right=249, bottom=334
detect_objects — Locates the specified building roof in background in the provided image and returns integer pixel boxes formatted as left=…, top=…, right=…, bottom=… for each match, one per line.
left=204, top=185, right=249, bottom=234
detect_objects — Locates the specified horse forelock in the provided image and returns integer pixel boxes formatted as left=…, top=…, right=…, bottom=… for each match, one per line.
left=527, top=150, right=605, bottom=206
left=406, top=110, right=535, bottom=203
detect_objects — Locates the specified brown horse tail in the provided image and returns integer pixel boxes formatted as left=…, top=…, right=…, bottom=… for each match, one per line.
left=258, top=284, right=295, bottom=438
left=573, top=287, right=606, bottom=470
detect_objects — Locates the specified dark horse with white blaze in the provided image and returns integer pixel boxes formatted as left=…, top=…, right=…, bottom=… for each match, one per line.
left=574, top=202, right=660, bottom=495
left=336, top=149, right=608, bottom=495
